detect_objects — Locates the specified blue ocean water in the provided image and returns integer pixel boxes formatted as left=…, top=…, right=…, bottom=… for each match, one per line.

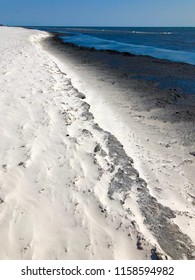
left=37, top=26, right=195, bottom=65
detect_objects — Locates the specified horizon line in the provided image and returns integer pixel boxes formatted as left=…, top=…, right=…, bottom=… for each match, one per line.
left=4, top=24, right=195, bottom=28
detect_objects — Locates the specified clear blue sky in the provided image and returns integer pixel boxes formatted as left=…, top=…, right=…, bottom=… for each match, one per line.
left=0, top=0, right=195, bottom=27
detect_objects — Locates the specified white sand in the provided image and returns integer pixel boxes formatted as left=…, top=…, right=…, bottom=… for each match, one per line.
left=0, top=27, right=195, bottom=260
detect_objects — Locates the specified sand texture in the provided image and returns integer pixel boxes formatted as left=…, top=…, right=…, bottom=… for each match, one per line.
left=0, top=27, right=195, bottom=260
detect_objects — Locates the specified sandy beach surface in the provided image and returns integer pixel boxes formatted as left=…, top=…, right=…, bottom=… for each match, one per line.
left=0, top=27, right=195, bottom=260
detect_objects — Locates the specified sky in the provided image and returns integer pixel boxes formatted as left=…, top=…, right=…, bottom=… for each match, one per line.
left=0, top=0, right=195, bottom=27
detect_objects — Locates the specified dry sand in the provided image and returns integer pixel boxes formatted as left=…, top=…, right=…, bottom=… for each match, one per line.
left=0, top=27, right=195, bottom=260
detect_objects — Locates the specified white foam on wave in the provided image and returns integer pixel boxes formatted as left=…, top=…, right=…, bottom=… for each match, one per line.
left=130, top=31, right=172, bottom=35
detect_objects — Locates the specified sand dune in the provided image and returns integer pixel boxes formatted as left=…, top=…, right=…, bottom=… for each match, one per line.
left=0, top=27, right=194, bottom=260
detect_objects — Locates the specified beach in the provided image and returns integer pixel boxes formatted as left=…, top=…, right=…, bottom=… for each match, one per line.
left=0, top=26, right=195, bottom=260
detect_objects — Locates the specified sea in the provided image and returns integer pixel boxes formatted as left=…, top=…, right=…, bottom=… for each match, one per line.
left=33, top=26, right=195, bottom=66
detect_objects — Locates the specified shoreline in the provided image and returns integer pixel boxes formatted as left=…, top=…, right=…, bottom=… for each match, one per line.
left=0, top=27, right=195, bottom=259
left=41, top=33, right=195, bottom=257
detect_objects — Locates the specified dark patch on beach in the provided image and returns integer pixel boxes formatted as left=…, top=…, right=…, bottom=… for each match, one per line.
left=0, top=198, right=4, bottom=204
left=150, top=247, right=168, bottom=260
left=94, top=144, right=101, bottom=153
left=76, top=92, right=86, bottom=99
left=18, top=162, right=26, bottom=168
left=102, top=130, right=195, bottom=260
left=81, top=102, right=94, bottom=121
